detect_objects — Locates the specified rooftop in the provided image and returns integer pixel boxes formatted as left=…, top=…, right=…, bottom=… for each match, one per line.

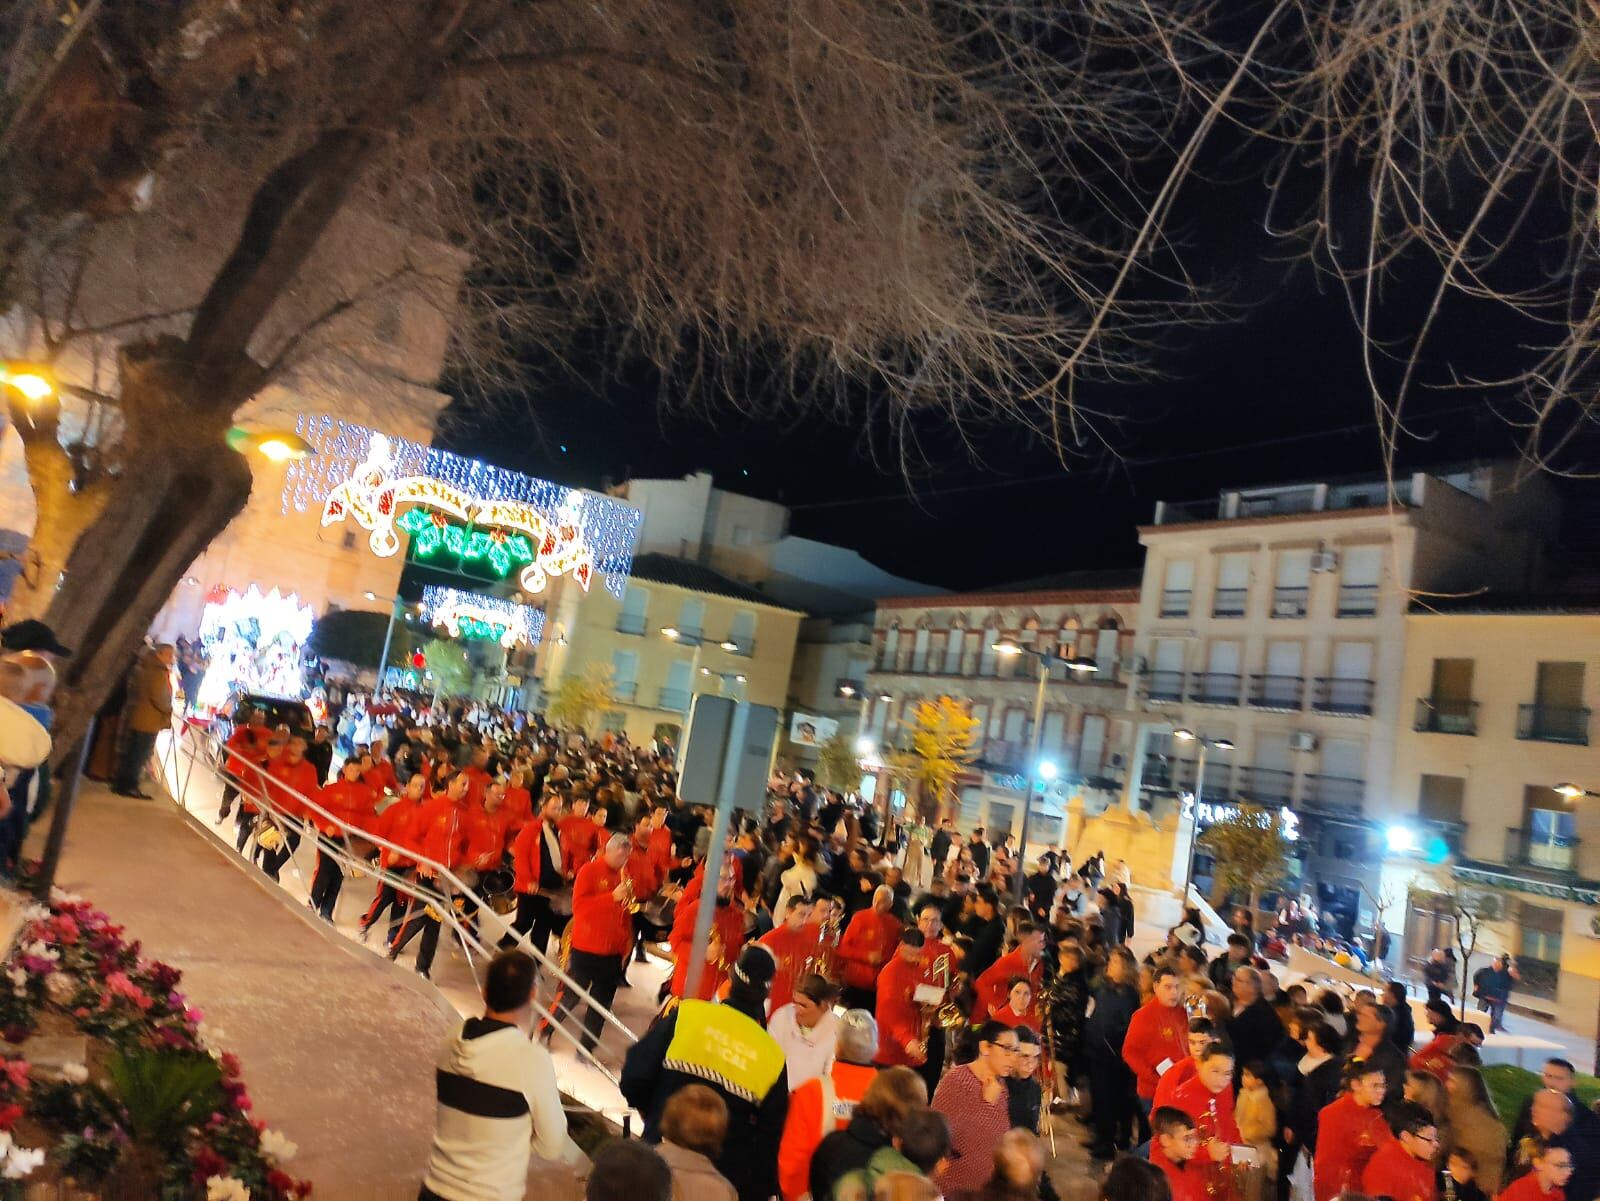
left=1409, top=591, right=1600, bottom=617
left=877, top=567, right=1142, bottom=609
left=627, top=553, right=805, bottom=612
left=1147, top=465, right=1500, bottom=528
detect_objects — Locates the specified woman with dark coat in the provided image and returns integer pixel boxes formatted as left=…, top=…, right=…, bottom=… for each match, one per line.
left=1085, top=945, right=1141, bottom=1160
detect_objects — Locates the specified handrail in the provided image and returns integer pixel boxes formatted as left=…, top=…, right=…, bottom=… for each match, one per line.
left=153, top=722, right=640, bottom=1079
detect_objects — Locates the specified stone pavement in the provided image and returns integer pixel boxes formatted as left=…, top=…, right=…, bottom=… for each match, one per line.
left=29, top=782, right=587, bottom=1201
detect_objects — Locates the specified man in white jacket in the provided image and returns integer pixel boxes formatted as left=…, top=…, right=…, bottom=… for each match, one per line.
left=420, top=951, right=586, bottom=1201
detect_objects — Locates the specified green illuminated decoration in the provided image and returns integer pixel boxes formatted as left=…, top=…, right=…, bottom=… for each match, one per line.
left=396, top=508, right=535, bottom=577
left=457, top=616, right=511, bottom=642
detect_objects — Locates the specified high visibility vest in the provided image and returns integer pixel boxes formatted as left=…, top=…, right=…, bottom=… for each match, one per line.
left=665, top=999, right=786, bottom=1105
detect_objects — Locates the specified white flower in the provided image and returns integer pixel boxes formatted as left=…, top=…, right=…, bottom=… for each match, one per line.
left=59, top=1062, right=87, bottom=1085
left=206, top=1175, right=252, bottom=1201
left=258, top=1128, right=297, bottom=1163
left=6, top=968, right=25, bottom=992
left=45, top=972, right=75, bottom=1002
left=19, top=942, right=57, bottom=963
left=48, top=888, right=83, bottom=906
left=1, top=1144, right=44, bottom=1179
left=19, top=906, right=48, bottom=926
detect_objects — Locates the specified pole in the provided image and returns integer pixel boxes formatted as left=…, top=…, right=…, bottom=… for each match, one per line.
left=683, top=785, right=734, bottom=999
left=376, top=596, right=401, bottom=696
left=1181, top=742, right=1207, bottom=902
left=1013, top=658, right=1050, bottom=905
left=36, top=716, right=96, bottom=899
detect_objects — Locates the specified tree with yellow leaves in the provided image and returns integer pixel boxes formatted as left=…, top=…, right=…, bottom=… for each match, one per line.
left=546, top=665, right=618, bottom=734
left=891, top=696, right=981, bottom=823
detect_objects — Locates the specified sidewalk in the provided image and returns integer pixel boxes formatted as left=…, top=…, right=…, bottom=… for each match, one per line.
left=27, top=781, right=584, bottom=1201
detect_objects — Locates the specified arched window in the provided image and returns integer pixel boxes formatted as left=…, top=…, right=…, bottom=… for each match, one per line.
left=911, top=624, right=931, bottom=673
left=979, top=621, right=1001, bottom=676
left=882, top=622, right=901, bottom=671
left=944, top=619, right=966, bottom=673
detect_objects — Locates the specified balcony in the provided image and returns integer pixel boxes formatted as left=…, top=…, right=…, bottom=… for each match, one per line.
left=1212, top=588, right=1248, bottom=618
left=1302, top=773, right=1364, bottom=813
left=1270, top=587, right=1308, bottom=619
left=1505, top=827, right=1579, bottom=874
left=1189, top=672, right=1243, bottom=706
left=1312, top=677, right=1375, bottom=716
left=1146, top=670, right=1185, bottom=702
left=1160, top=589, right=1192, bottom=619
left=1336, top=583, right=1379, bottom=618
left=615, top=613, right=647, bottom=635
left=1248, top=674, right=1304, bottom=711
left=1415, top=696, right=1478, bottom=735
left=657, top=687, right=692, bottom=713
left=1153, top=476, right=1419, bottom=525
left=613, top=681, right=638, bottom=703
left=1517, top=704, right=1591, bottom=746
left=1141, top=755, right=1198, bottom=792
left=1238, top=766, right=1294, bottom=805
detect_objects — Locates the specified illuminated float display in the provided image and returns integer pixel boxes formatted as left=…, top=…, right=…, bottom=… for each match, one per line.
left=418, top=585, right=545, bottom=649
left=193, top=585, right=316, bottom=709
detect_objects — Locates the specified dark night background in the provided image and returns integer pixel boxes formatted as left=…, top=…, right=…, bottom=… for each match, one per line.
left=439, top=125, right=1600, bottom=592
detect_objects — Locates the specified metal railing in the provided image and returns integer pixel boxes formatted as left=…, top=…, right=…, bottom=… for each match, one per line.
left=1516, top=704, right=1591, bottom=746
left=1270, top=586, right=1308, bottom=618
left=1302, top=773, right=1364, bottom=811
left=1336, top=584, right=1379, bottom=617
left=1248, top=674, right=1304, bottom=710
left=613, top=681, right=638, bottom=702
left=1159, top=589, right=1192, bottom=618
left=615, top=613, right=648, bottom=635
left=152, top=723, right=639, bottom=1099
left=1312, top=677, right=1374, bottom=715
left=1415, top=696, right=1477, bottom=735
left=1211, top=588, right=1248, bottom=618
left=1189, top=672, right=1242, bottom=705
left=1237, top=766, right=1294, bottom=805
left=1145, top=670, right=1185, bottom=702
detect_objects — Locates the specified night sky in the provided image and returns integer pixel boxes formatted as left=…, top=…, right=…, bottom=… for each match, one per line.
left=438, top=134, right=1599, bottom=592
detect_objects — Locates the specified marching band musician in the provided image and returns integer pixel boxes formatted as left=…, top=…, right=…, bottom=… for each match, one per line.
left=758, top=895, right=818, bottom=1013
left=308, top=755, right=377, bottom=922
left=973, top=921, right=1046, bottom=1023
left=874, top=929, right=930, bottom=1068
left=551, top=832, right=635, bottom=1051
left=558, top=794, right=602, bottom=882
left=1168, top=1041, right=1244, bottom=1201
left=837, top=885, right=903, bottom=1011
left=387, top=771, right=476, bottom=980
left=666, top=858, right=747, bottom=1002
left=359, top=773, right=428, bottom=945
left=503, top=792, right=566, bottom=958
left=911, top=900, right=960, bottom=1096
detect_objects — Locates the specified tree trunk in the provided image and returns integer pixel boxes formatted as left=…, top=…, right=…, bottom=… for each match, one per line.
left=41, top=343, right=254, bottom=762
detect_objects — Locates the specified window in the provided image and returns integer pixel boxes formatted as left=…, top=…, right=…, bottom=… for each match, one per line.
left=969, top=703, right=988, bottom=747
left=1255, top=641, right=1303, bottom=709
left=1149, top=639, right=1185, bottom=702
left=1338, top=546, right=1382, bottom=617
left=979, top=625, right=1000, bottom=676
left=1196, top=641, right=1242, bottom=704
left=1418, top=774, right=1464, bottom=824
left=617, top=585, right=650, bottom=635
left=1272, top=550, right=1312, bottom=618
left=943, top=624, right=965, bottom=674
left=1516, top=902, right=1563, bottom=999
left=882, top=623, right=901, bottom=670
left=1213, top=552, right=1250, bottom=618
left=1002, top=708, right=1027, bottom=743
left=1078, top=715, right=1107, bottom=775
left=611, top=650, right=638, bottom=701
left=1522, top=787, right=1577, bottom=870
left=1093, top=624, right=1120, bottom=675
left=1419, top=658, right=1476, bottom=734
left=911, top=627, right=931, bottom=673
left=728, top=609, right=757, bottom=655
left=1161, top=560, right=1194, bottom=618
left=1522, top=661, right=1589, bottom=744
left=1311, top=738, right=1365, bottom=808
left=1041, top=711, right=1066, bottom=751
left=677, top=598, right=706, bottom=640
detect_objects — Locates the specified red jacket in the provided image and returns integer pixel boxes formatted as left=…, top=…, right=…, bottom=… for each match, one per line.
left=224, top=725, right=271, bottom=782
left=1362, top=1142, right=1437, bottom=1201
left=778, top=1060, right=877, bottom=1201
left=874, top=953, right=926, bottom=1067
left=759, top=923, right=822, bottom=1013
left=1314, top=1095, right=1395, bottom=1201
left=459, top=765, right=492, bottom=808
left=511, top=818, right=558, bottom=894
left=1171, top=1073, right=1243, bottom=1201
left=667, top=893, right=747, bottom=999
left=1409, top=1032, right=1461, bottom=1082
left=837, top=909, right=903, bottom=991
left=264, top=756, right=319, bottom=821
left=412, top=796, right=474, bottom=872
left=376, top=796, right=427, bottom=868
left=1153, top=1154, right=1209, bottom=1201
left=559, top=813, right=602, bottom=881
left=1153, top=1056, right=1197, bottom=1111
left=646, top=824, right=675, bottom=880
left=570, top=858, right=631, bottom=956
left=314, top=779, right=376, bottom=835
left=1497, top=1176, right=1565, bottom=1201
left=362, top=759, right=399, bottom=797
left=626, top=844, right=661, bottom=898
left=464, top=804, right=510, bottom=870
left=974, top=947, right=1043, bottom=1022
left=1123, top=998, right=1189, bottom=1100
left=502, top=786, right=533, bottom=834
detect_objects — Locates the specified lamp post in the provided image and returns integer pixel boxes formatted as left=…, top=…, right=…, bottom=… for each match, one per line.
left=992, top=640, right=1099, bottom=903
left=366, top=590, right=411, bottom=696
left=1173, top=727, right=1234, bottom=901
left=0, top=362, right=56, bottom=403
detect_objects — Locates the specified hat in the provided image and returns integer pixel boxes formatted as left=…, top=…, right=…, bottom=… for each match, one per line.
left=0, top=620, right=71, bottom=658
left=731, top=945, right=776, bottom=993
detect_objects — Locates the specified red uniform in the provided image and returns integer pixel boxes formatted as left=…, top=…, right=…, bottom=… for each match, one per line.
left=974, top=947, right=1043, bottom=1022
left=264, top=756, right=319, bottom=821
left=464, top=803, right=510, bottom=871
left=873, top=952, right=926, bottom=1067
left=412, top=796, right=474, bottom=871
left=570, top=858, right=631, bottom=956
left=1497, top=1175, right=1565, bottom=1201
left=837, top=908, right=903, bottom=992
left=511, top=817, right=560, bottom=894
left=1409, top=1033, right=1461, bottom=1082
left=501, top=785, right=533, bottom=834
left=313, top=778, right=376, bottom=835
left=759, top=922, right=823, bottom=1013
left=993, top=1003, right=1039, bottom=1032
left=1153, top=1155, right=1209, bottom=1201
left=1314, top=1095, right=1395, bottom=1201
left=1153, top=1057, right=1197, bottom=1111
left=1170, top=1074, right=1242, bottom=1200
left=376, top=795, right=427, bottom=868
left=559, top=813, right=602, bottom=881
left=224, top=725, right=272, bottom=794
left=1123, top=998, right=1189, bottom=1100
left=362, top=758, right=399, bottom=797
left=646, top=824, right=675, bottom=881
left=626, top=843, right=661, bottom=898
left=458, top=765, right=492, bottom=808
left=1362, top=1142, right=1437, bottom=1201
left=667, top=892, right=747, bottom=999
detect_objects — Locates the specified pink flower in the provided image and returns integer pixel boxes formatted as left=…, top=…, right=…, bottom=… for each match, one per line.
left=184, top=1007, right=204, bottom=1027
left=2, top=1061, right=31, bottom=1092
left=104, top=971, right=153, bottom=1010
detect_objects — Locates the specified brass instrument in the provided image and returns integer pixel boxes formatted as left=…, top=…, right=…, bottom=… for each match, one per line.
left=914, top=951, right=953, bottom=1051
left=618, top=870, right=642, bottom=914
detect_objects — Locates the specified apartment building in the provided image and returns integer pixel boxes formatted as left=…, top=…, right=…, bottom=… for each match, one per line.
left=1386, top=598, right=1600, bottom=1039
left=863, top=570, right=1142, bottom=844
left=1129, top=465, right=1556, bottom=932
left=533, top=552, right=803, bottom=744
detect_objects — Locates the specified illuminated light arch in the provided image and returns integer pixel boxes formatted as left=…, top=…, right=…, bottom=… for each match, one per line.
left=418, top=585, right=545, bottom=649
left=282, top=418, right=641, bottom=598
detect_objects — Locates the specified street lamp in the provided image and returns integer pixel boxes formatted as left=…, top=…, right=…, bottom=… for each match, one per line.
left=1173, top=727, right=1234, bottom=899
left=1556, top=782, right=1599, bottom=801
left=225, top=426, right=315, bottom=463
left=0, top=362, right=55, bottom=402
left=990, top=640, right=1100, bottom=902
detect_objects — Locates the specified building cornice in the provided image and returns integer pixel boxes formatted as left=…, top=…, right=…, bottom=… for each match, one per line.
left=874, top=587, right=1140, bottom=610
left=1137, top=505, right=1412, bottom=537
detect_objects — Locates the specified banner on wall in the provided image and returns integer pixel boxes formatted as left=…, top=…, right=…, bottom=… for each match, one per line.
left=788, top=713, right=839, bottom=747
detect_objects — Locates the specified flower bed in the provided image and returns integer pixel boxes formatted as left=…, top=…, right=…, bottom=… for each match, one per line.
left=0, top=871, right=311, bottom=1200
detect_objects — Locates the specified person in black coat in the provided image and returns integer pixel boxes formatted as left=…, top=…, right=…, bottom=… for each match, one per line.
left=931, top=818, right=954, bottom=874
left=1047, top=941, right=1092, bottom=1091
left=1085, top=946, right=1140, bottom=1159
left=1385, top=980, right=1416, bottom=1052
left=1114, top=883, right=1136, bottom=941
left=1226, top=967, right=1285, bottom=1083
left=807, top=1065, right=930, bottom=1201
left=967, top=829, right=991, bottom=879
left=965, top=886, right=1007, bottom=981
left=1282, top=1020, right=1344, bottom=1191
left=1096, top=888, right=1125, bottom=947
left=1023, top=861, right=1057, bottom=922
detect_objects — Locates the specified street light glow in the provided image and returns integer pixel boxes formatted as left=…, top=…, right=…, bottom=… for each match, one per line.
left=735, top=674, right=747, bottom=684
left=1067, top=656, right=1100, bottom=673
left=1038, top=760, right=1058, bottom=781
left=1556, top=782, right=1590, bottom=800
left=1173, top=728, right=1196, bottom=742
left=720, top=640, right=739, bottom=651
left=855, top=737, right=875, bottom=755
left=1385, top=824, right=1418, bottom=854
left=363, top=590, right=379, bottom=601
left=838, top=684, right=857, bottom=697
left=991, top=641, right=1022, bottom=656
left=660, top=626, right=681, bottom=640
left=0, top=365, right=55, bottom=402
left=877, top=692, right=894, bottom=702
left=1213, top=738, right=1235, bottom=752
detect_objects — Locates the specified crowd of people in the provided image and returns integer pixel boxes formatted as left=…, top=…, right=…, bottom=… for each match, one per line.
left=187, top=693, right=1600, bottom=1201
